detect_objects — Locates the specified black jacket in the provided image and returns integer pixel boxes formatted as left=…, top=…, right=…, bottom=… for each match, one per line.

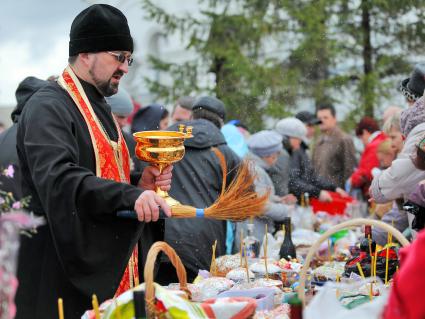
left=285, top=139, right=336, bottom=198
left=0, top=77, right=47, bottom=198
left=163, top=119, right=240, bottom=279
left=15, top=80, right=162, bottom=319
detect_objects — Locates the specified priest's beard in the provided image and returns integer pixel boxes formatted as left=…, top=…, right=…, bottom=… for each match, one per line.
left=89, top=68, right=123, bottom=97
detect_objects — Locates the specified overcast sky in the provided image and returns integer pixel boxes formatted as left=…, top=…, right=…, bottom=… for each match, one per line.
left=0, top=0, right=89, bottom=106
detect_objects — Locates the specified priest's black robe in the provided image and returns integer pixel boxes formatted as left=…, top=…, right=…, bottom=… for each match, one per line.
left=14, top=80, right=163, bottom=319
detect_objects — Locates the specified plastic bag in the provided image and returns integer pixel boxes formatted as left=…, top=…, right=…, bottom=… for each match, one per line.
left=304, top=278, right=389, bottom=319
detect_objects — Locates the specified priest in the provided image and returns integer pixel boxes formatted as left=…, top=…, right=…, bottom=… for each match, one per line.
left=15, top=4, right=172, bottom=319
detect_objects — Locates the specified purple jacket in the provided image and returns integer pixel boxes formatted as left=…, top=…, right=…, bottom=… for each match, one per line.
left=409, top=183, right=425, bottom=207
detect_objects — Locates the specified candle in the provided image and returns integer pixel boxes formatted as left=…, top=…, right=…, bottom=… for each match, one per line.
left=385, top=225, right=392, bottom=285
left=92, top=294, right=101, bottom=319
left=369, top=282, right=373, bottom=301
left=264, top=224, right=269, bottom=280
left=356, top=262, right=365, bottom=279
left=374, top=250, right=378, bottom=283
left=210, top=240, right=217, bottom=275
left=58, top=298, right=64, bottom=319
left=240, top=229, right=243, bottom=266
left=336, top=274, right=340, bottom=299
left=244, top=245, right=250, bottom=282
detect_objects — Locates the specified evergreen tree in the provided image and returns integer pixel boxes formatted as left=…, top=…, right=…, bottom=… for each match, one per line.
left=141, top=0, right=425, bottom=129
left=142, top=0, right=290, bottom=131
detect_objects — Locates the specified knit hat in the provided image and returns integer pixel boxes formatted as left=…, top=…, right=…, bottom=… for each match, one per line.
left=247, top=130, right=282, bottom=158
left=275, top=117, right=307, bottom=142
left=69, top=4, right=133, bottom=56
left=192, top=96, right=226, bottom=120
left=105, top=88, right=133, bottom=116
left=398, top=64, right=425, bottom=103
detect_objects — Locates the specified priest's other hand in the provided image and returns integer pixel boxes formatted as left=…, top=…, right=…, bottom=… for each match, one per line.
left=134, top=190, right=171, bottom=222
left=139, top=165, right=173, bottom=191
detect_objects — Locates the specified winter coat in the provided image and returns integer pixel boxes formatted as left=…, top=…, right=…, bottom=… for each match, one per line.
left=266, top=149, right=291, bottom=196
left=370, top=122, right=425, bottom=203
left=233, top=152, right=290, bottom=252
left=286, top=141, right=337, bottom=199
left=350, top=131, right=387, bottom=197
left=163, top=119, right=241, bottom=279
left=409, top=183, right=425, bottom=207
left=383, top=228, right=425, bottom=319
left=372, top=202, right=409, bottom=246
left=312, top=127, right=357, bottom=189
left=15, top=79, right=161, bottom=319
left=0, top=77, right=47, bottom=198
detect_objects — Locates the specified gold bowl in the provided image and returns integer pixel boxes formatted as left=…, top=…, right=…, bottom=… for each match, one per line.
left=133, top=125, right=192, bottom=206
left=133, top=131, right=188, bottom=166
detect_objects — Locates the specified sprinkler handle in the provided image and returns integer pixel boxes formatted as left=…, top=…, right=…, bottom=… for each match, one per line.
left=116, top=210, right=168, bottom=219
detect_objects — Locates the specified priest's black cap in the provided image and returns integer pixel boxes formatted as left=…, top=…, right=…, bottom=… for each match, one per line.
left=69, top=4, right=133, bottom=56
left=192, top=96, right=226, bottom=120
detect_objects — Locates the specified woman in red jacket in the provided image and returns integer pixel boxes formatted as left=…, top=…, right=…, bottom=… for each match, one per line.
left=349, top=117, right=387, bottom=198
left=383, top=228, right=425, bottom=319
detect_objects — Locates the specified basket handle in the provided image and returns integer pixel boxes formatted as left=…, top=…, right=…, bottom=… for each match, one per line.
left=297, top=218, right=409, bottom=303
left=144, top=241, right=190, bottom=316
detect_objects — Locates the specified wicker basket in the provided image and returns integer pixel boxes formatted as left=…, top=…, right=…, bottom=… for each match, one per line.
left=144, top=241, right=191, bottom=318
left=297, top=218, right=409, bottom=303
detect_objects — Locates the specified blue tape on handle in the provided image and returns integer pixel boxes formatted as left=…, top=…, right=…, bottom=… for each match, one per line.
left=196, top=208, right=205, bottom=218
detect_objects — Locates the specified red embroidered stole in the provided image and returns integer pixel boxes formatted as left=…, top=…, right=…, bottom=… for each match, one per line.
left=58, top=65, right=139, bottom=296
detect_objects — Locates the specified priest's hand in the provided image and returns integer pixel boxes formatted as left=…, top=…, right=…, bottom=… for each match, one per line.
left=134, top=190, right=171, bottom=222
left=139, top=165, right=173, bottom=191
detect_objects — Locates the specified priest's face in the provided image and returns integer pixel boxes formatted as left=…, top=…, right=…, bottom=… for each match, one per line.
left=88, top=51, right=131, bottom=97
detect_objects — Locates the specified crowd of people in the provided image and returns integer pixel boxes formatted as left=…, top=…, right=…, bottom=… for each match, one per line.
left=1, top=3, right=425, bottom=319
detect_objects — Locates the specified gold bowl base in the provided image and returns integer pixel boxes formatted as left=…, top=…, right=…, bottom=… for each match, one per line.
left=157, top=189, right=182, bottom=207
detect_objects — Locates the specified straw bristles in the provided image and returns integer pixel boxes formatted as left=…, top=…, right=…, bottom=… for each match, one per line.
left=171, top=204, right=197, bottom=218
left=204, top=160, right=269, bottom=221
left=212, top=147, right=227, bottom=196
left=169, top=160, right=268, bottom=221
